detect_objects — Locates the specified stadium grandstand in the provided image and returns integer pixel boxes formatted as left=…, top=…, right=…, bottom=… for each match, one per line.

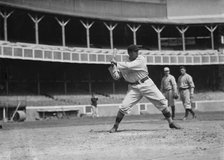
left=0, top=0, right=224, bottom=120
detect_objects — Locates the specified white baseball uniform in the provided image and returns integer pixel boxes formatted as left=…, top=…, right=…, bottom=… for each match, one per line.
left=177, top=73, right=195, bottom=109
left=116, top=55, right=168, bottom=114
left=160, top=74, right=177, bottom=106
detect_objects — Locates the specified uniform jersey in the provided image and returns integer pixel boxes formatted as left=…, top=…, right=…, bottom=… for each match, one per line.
left=114, top=55, right=168, bottom=115
left=160, top=74, right=177, bottom=93
left=91, top=97, right=98, bottom=107
left=117, top=55, right=148, bottom=83
left=177, top=73, right=195, bottom=89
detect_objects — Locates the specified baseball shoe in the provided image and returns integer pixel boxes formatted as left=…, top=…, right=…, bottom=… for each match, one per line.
left=192, top=115, right=197, bottom=119
left=0, top=125, right=2, bottom=129
left=169, top=122, right=182, bottom=129
left=109, top=125, right=118, bottom=133
left=182, top=117, right=187, bottom=121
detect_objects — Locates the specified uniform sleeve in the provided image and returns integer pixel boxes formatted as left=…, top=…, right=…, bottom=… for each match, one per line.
left=170, top=76, right=178, bottom=93
left=117, top=56, right=145, bottom=71
left=160, top=78, right=164, bottom=92
left=177, top=76, right=181, bottom=90
left=188, top=75, right=195, bottom=88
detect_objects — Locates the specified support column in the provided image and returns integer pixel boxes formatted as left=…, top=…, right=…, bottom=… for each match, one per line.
left=0, top=11, right=13, bottom=41
left=127, top=24, right=141, bottom=45
left=152, top=26, right=165, bottom=51
left=5, top=67, right=9, bottom=95
left=104, top=23, right=118, bottom=49
left=176, top=26, right=189, bottom=51
left=37, top=73, right=40, bottom=95
left=5, top=80, right=8, bottom=95
left=88, top=72, right=92, bottom=94
left=218, top=65, right=224, bottom=90
left=205, top=25, right=218, bottom=50
left=112, top=81, right=115, bottom=94
left=80, top=20, right=94, bottom=48
left=55, top=18, right=70, bottom=46
left=64, top=72, right=67, bottom=95
left=28, top=14, right=44, bottom=44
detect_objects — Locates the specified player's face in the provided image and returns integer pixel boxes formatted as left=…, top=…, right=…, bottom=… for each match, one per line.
left=128, top=51, right=138, bottom=61
left=164, top=71, right=169, bottom=76
left=180, top=68, right=186, bottom=75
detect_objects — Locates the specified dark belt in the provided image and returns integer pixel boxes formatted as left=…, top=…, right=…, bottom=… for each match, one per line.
left=179, top=87, right=189, bottom=90
left=128, top=76, right=149, bottom=85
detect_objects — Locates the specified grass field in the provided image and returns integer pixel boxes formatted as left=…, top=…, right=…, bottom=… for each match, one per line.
left=0, top=112, right=224, bottom=160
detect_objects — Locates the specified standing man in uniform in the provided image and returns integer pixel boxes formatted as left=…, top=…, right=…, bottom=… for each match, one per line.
left=177, top=66, right=196, bottom=120
left=160, top=67, right=178, bottom=120
left=109, top=45, right=181, bottom=133
left=91, top=93, right=99, bottom=117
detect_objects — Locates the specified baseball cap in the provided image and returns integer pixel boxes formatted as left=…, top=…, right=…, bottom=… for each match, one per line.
left=127, top=44, right=140, bottom=52
left=180, top=66, right=186, bottom=70
left=164, top=67, right=170, bottom=72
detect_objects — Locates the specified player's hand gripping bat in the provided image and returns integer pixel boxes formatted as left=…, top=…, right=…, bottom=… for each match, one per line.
left=108, top=48, right=121, bottom=80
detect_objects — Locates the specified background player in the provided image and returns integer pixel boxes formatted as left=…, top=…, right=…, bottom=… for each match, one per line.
left=178, top=66, right=196, bottom=120
left=91, top=93, right=99, bottom=117
left=160, top=67, right=178, bottom=119
left=109, top=45, right=182, bottom=133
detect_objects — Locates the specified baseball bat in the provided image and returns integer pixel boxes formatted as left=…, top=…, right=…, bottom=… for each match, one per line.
left=112, top=48, right=117, bottom=59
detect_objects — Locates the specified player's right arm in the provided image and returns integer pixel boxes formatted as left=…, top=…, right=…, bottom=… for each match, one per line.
left=117, top=56, right=145, bottom=71
left=160, top=77, right=164, bottom=93
left=108, top=64, right=122, bottom=80
left=170, top=76, right=178, bottom=94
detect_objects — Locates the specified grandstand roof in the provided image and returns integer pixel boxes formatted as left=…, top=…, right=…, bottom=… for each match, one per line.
left=0, top=0, right=224, bottom=24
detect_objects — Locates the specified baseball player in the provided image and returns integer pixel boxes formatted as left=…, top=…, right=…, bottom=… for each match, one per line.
left=109, top=45, right=182, bottom=133
left=177, top=66, right=196, bottom=120
left=160, top=67, right=178, bottom=119
left=91, top=93, right=99, bottom=117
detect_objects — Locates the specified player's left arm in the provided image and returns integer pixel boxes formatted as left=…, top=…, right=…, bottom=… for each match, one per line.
left=188, top=75, right=195, bottom=98
left=160, top=78, right=164, bottom=93
left=108, top=64, right=122, bottom=80
left=117, top=56, right=145, bottom=71
left=171, top=76, right=178, bottom=93
left=170, top=76, right=179, bottom=99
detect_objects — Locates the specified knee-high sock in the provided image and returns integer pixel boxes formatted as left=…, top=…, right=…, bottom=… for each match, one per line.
left=171, top=106, right=175, bottom=118
left=162, top=108, right=173, bottom=124
left=185, top=109, right=189, bottom=118
left=188, top=109, right=195, bottom=117
left=114, top=110, right=125, bottom=126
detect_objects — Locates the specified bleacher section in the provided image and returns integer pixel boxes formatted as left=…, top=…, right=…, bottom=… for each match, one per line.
left=1, top=91, right=224, bottom=107
left=0, top=41, right=223, bottom=65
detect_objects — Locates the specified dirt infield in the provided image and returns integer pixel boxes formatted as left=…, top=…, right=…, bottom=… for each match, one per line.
left=0, top=112, right=224, bottom=160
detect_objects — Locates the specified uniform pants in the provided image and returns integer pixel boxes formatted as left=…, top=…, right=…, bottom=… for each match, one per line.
left=92, top=106, right=99, bottom=117
left=120, top=78, right=168, bottom=114
left=163, top=90, right=175, bottom=106
left=179, top=89, right=192, bottom=109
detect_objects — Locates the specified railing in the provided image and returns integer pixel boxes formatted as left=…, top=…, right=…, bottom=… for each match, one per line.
left=0, top=41, right=223, bottom=65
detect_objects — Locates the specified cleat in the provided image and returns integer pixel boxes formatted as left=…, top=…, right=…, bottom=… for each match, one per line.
left=169, top=122, right=182, bottom=129
left=109, top=125, right=118, bottom=133
left=192, top=115, right=197, bottom=119
left=0, top=125, right=2, bottom=129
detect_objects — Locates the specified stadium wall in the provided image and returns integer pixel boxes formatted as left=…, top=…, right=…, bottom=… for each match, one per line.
left=25, top=100, right=224, bottom=121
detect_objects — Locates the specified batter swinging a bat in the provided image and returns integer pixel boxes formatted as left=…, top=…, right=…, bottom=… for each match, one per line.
left=108, top=45, right=182, bottom=133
